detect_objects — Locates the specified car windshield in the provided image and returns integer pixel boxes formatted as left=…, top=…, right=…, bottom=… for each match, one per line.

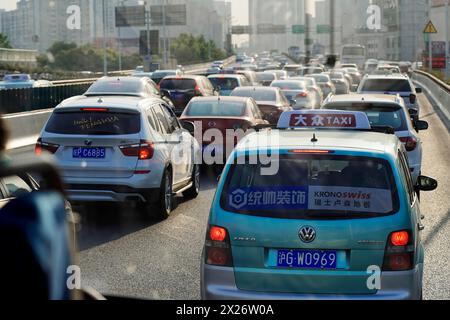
left=45, top=111, right=141, bottom=135
left=221, top=155, right=399, bottom=219
left=159, top=78, right=196, bottom=90
left=185, top=101, right=246, bottom=117
left=208, top=77, right=239, bottom=90
left=0, top=0, right=446, bottom=303
left=361, top=79, right=412, bottom=92
left=231, top=88, right=277, bottom=102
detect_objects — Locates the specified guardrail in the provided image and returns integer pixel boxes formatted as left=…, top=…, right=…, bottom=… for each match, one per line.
left=1, top=56, right=235, bottom=151
left=412, top=70, right=450, bottom=126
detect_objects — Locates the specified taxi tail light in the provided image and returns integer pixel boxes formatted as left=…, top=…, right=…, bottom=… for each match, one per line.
left=205, top=225, right=233, bottom=267
left=382, top=230, right=414, bottom=271
left=35, top=138, right=59, bottom=155
left=399, top=137, right=418, bottom=152
left=297, top=92, right=308, bottom=98
left=120, top=140, right=154, bottom=160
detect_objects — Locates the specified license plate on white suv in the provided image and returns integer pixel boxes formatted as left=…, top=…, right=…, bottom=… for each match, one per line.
left=73, top=147, right=106, bottom=159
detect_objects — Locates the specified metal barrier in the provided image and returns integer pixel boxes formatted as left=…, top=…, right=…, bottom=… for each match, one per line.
left=0, top=81, right=93, bottom=114
left=412, top=70, right=450, bottom=126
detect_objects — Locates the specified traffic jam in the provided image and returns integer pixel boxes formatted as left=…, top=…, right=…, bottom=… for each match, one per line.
left=28, top=53, right=438, bottom=301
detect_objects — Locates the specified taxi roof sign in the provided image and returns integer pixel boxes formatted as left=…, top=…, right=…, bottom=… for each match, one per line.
left=277, top=110, right=372, bottom=130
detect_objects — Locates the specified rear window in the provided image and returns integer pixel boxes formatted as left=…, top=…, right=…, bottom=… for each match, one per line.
left=231, top=89, right=276, bottom=102
left=256, top=73, right=275, bottom=81
left=309, top=75, right=329, bottom=83
left=220, top=155, right=399, bottom=219
left=209, top=78, right=239, bottom=90
left=329, top=73, right=344, bottom=80
left=160, top=79, right=197, bottom=90
left=323, top=103, right=408, bottom=131
left=361, top=79, right=412, bottom=92
left=186, top=101, right=246, bottom=117
left=86, top=80, right=142, bottom=95
left=45, top=111, right=141, bottom=135
left=271, top=82, right=306, bottom=90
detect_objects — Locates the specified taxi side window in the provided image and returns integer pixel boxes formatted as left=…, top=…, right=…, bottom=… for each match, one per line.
left=398, top=151, right=415, bottom=204
left=250, top=101, right=262, bottom=119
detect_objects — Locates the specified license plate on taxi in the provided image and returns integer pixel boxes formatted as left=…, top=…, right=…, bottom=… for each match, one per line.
left=277, top=249, right=337, bottom=270
left=73, top=147, right=106, bottom=159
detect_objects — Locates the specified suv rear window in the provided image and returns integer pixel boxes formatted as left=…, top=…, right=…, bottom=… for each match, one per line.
left=85, top=80, right=142, bottom=95
left=323, top=103, right=408, bottom=131
left=186, top=101, right=246, bottom=117
left=361, top=79, right=412, bottom=92
left=45, top=111, right=141, bottom=135
left=220, top=155, right=399, bottom=219
left=160, top=79, right=197, bottom=90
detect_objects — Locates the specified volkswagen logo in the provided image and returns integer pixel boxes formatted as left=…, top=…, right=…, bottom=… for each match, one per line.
left=299, top=226, right=316, bottom=243
left=84, top=140, right=93, bottom=146
left=208, top=121, right=217, bottom=128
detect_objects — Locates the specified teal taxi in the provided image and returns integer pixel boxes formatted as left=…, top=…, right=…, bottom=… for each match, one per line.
left=201, top=110, right=437, bottom=300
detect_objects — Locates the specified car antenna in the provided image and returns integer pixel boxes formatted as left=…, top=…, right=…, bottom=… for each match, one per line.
left=311, top=133, right=318, bottom=143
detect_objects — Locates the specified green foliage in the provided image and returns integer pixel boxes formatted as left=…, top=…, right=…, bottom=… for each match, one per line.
left=38, top=42, right=143, bottom=72
left=171, top=33, right=226, bottom=64
left=0, top=33, right=12, bottom=49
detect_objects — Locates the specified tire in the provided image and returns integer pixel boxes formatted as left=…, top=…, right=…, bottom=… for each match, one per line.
left=155, top=169, right=173, bottom=220
left=183, top=164, right=200, bottom=199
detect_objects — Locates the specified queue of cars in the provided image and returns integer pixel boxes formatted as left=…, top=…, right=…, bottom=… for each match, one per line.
left=30, top=54, right=437, bottom=300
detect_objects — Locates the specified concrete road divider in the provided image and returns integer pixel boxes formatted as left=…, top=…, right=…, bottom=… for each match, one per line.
left=2, top=108, right=52, bottom=151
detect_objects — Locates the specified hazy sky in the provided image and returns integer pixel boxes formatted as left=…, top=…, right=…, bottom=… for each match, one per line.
left=0, top=0, right=250, bottom=23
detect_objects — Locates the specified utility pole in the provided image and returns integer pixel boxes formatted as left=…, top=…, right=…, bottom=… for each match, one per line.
left=428, top=0, right=433, bottom=71
left=162, top=0, right=168, bottom=66
left=329, top=0, right=335, bottom=56
left=446, top=0, right=449, bottom=79
left=304, top=0, right=313, bottom=63
left=102, top=0, right=108, bottom=76
left=145, top=1, right=151, bottom=72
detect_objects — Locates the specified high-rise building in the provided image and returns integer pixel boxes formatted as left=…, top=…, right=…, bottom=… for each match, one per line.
left=248, top=0, right=305, bottom=52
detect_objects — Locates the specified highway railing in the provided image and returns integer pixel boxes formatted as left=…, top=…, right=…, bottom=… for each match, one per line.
left=1, top=56, right=235, bottom=151
left=412, top=70, right=450, bottom=126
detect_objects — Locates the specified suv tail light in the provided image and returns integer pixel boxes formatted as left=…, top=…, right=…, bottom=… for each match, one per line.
left=194, top=84, right=201, bottom=95
left=205, top=225, right=233, bottom=267
left=35, top=138, right=59, bottom=155
left=400, top=137, right=418, bottom=152
left=382, top=230, right=414, bottom=271
left=120, top=140, right=154, bottom=160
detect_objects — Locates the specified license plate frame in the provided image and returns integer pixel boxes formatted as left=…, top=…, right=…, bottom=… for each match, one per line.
left=277, top=249, right=338, bottom=270
left=72, top=147, right=106, bottom=159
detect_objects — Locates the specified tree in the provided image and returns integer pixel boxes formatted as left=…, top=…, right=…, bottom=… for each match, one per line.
left=171, top=33, right=226, bottom=64
left=0, top=33, right=12, bottom=49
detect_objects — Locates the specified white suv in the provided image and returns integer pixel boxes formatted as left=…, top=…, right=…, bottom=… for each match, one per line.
left=357, top=74, right=422, bottom=112
left=322, top=93, right=429, bottom=184
left=36, top=96, right=201, bottom=220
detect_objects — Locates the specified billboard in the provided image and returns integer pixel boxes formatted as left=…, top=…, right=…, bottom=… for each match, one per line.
left=150, top=5, right=187, bottom=26
left=115, top=6, right=146, bottom=28
left=139, top=30, right=160, bottom=55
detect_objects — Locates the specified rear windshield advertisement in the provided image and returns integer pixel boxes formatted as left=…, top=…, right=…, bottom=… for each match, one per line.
left=225, top=186, right=393, bottom=215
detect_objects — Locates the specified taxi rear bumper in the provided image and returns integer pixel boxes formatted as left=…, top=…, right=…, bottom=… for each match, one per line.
left=201, top=263, right=423, bottom=300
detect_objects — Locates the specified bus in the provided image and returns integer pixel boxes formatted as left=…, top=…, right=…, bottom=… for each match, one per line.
left=341, top=44, right=366, bottom=70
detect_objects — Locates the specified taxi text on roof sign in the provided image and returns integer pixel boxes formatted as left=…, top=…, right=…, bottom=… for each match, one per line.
left=277, top=110, right=372, bottom=130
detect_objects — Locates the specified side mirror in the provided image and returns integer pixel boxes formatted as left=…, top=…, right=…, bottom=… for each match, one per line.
left=409, top=94, right=417, bottom=104
left=416, top=87, right=423, bottom=94
left=408, top=108, right=418, bottom=117
left=415, top=120, right=429, bottom=131
left=415, top=176, right=438, bottom=192
left=181, top=120, right=196, bottom=136
left=289, top=99, right=297, bottom=107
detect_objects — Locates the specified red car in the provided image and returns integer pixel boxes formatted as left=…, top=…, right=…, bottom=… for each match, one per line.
left=180, top=96, right=269, bottom=162
left=230, top=86, right=293, bottom=124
